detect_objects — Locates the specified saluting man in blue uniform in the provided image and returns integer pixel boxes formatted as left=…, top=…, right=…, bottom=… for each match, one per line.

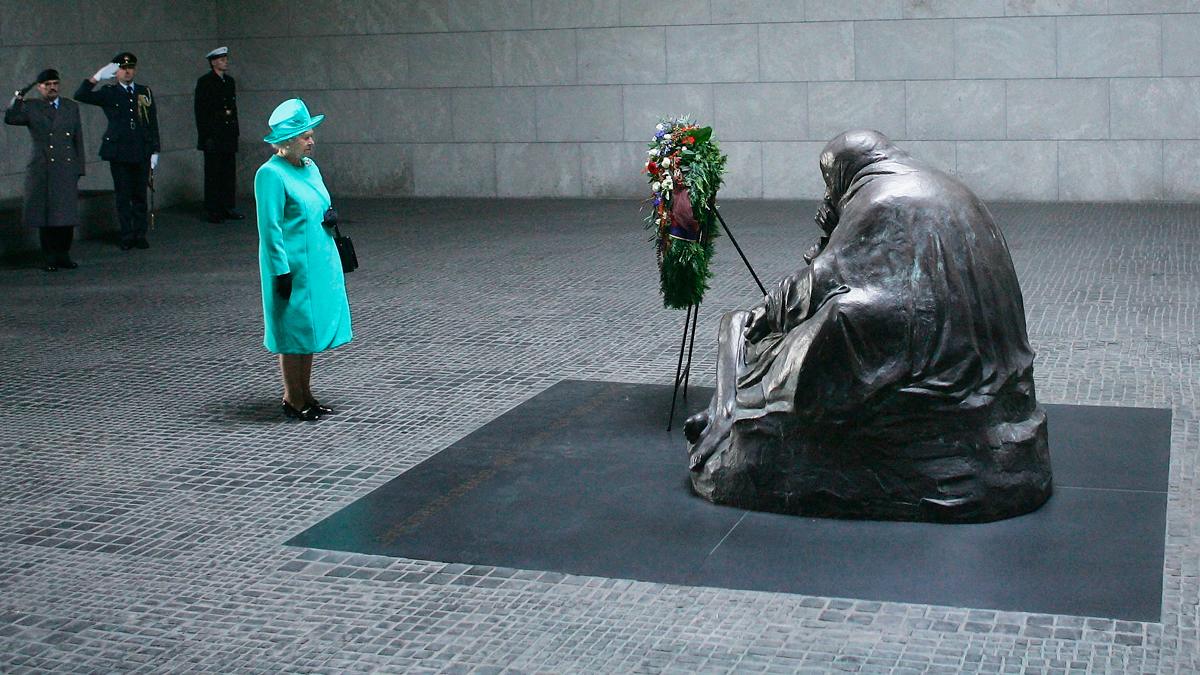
left=75, top=52, right=160, bottom=250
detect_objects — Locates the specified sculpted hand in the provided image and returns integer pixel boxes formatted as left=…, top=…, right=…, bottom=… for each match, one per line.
left=93, top=63, right=119, bottom=81
left=274, top=273, right=293, bottom=300
left=150, top=153, right=159, bottom=171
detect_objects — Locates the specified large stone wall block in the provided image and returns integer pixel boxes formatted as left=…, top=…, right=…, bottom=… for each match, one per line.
left=1058, top=15, right=1162, bottom=78
left=446, top=0, right=533, bottom=31
left=808, top=81, right=906, bottom=141
left=901, top=140, right=958, bottom=175
left=666, top=24, right=759, bottom=84
left=1164, top=141, right=1200, bottom=200
left=236, top=38, right=330, bottom=92
left=578, top=27, right=666, bottom=85
left=1003, top=0, right=1106, bottom=15
left=906, top=80, right=1005, bottom=140
left=715, top=83, right=807, bottom=141
left=1059, top=140, right=1162, bottom=201
left=760, top=22, right=855, bottom=82
left=324, top=35, right=409, bottom=90
left=291, top=0, right=431, bottom=35
left=533, top=0, right=622, bottom=28
left=955, top=17, right=1056, bottom=78
left=317, top=143, right=414, bottom=197
left=1109, top=0, right=1200, bottom=12
left=373, top=90, right=455, bottom=144
left=452, top=89, right=537, bottom=143
left=496, top=143, right=583, bottom=197
left=762, top=142, right=828, bottom=199
left=409, top=33, right=493, bottom=88
left=1164, top=15, right=1200, bottom=76
left=622, top=84, right=715, bottom=141
left=492, top=30, right=577, bottom=86
left=536, top=86, right=623, bottom=142
left=155, top=94, right=198, bottom=154
left=957, top=141, right=1057, bottom=200
left=217, top=0, right=291, bottom=38
left=902, top=0, right=1005, bottom=18
left=1, top=0, right=86, bottom=46
left=711, top=0, right=807, bottom=23
left=1112, top=78, right=1200, bottom=140
left=855, top=20, right=955, bottom=80
left=1007, top=79, right=1108, bottom=140
left=413, top=143, right=496, bottom=197
left=718, top=142, right=764, bottom=198
left=581, top=142, right=645, bottom=197
left=620, top=0, right=711, bottom=26
left=87, top=2, right=217, bottom=42
left=808, top=0, right=903, bottom=20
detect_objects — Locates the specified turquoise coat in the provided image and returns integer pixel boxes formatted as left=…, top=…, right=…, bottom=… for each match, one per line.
left=254, top=155, right=352, bottom=354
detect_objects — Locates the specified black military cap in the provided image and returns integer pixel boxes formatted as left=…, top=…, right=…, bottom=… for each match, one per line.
left=36, top=69, right=60, bottom=83
left=112, top=52, right=137, bottom=68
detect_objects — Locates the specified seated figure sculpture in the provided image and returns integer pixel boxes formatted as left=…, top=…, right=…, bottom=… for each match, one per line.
left=684, top=130, right=1052, bottom=523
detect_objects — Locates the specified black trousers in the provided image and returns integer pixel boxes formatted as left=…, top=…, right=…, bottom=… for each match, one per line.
left=203, top=151, right=237, bottom=216
left=109, top=160, right=150, bottom=243
left=39, top=226, right=73, bottom=263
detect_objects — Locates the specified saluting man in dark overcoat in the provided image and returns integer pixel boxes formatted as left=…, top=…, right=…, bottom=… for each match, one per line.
left=4, top=69, right=86, bottom=271
left=75, top=52, right=160, bottom=250
left=194, top=46, right=242, bottom=223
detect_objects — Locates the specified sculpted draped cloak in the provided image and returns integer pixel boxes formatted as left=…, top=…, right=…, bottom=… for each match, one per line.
left=688, top=131, right=1051, bottom=523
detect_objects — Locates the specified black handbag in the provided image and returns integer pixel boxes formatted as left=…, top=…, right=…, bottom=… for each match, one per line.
left=324, top=207, right=358, bottom=273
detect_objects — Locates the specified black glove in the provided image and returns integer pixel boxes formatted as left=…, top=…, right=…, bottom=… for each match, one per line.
left=18, top=82, right=36, bottom=97
left=321, top=207, right=338, bottom=228
left=274, top=272, right=293, bottom=300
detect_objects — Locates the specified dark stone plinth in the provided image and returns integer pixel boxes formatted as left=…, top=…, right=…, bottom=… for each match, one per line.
left=287, top=380, right=1169, bottom=621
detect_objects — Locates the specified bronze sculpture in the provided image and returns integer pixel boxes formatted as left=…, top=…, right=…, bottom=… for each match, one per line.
left=685, top=130, right=1052, bottom=523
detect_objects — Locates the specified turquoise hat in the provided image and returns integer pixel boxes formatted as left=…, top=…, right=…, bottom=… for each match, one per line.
left=263, top=98, right=325, bottom=144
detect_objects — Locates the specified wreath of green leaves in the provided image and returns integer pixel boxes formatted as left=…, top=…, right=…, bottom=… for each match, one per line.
left=644, top=116, right=728, bottom=310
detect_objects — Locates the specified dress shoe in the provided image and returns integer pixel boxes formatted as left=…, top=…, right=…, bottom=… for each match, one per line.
left=119, top=241, right=134, bottom=251
left=307, top=400, right=334, bottom=415
left=134, top=238, right=150, bottom=249
left=282, top=401, right=320, bottom=421
left=43, top=263, right=58, bottom=272
left=59, top=259, right=78, bottom=270
left=224, top=208, right=245, bottom=220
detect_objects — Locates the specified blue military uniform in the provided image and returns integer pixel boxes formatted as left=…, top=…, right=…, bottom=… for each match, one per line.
left=74, top=52, right=160, bottom=249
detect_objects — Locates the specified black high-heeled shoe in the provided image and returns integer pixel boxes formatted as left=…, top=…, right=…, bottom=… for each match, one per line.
left=307, top=400, right=334, bottom=415
left=282, top=401, right=320, bottom=421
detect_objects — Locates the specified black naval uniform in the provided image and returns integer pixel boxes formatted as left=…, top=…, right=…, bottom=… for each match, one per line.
left=194, top=70, right=238, bottom=220
left=75, top=79, right=160, bottom=246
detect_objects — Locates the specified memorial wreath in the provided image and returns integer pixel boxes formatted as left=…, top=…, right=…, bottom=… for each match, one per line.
left=643, top=115, right=727, bottom=309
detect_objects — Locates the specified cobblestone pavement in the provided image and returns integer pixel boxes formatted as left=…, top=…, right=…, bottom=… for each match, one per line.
left=0, top=198, right=1196, bottom=673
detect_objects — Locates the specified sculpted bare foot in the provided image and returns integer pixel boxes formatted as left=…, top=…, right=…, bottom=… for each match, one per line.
left=687, top=413, right=733, bottom=472
left=684, top=410, right=709, bottom=444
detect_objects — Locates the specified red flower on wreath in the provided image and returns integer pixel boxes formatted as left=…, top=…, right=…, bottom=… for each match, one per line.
left=684, top=136, right=695, bottom=145
left=647, top=161, right=659, bottom=175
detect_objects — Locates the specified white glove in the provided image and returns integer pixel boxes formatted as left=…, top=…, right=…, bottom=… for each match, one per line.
left=150, top=153, right=159, bottom=171
left=93, top=63, right=119, bottom=81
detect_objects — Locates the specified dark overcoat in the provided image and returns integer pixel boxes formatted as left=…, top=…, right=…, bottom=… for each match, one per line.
left=73, top=80, right=160, bottom=163
left=194, top=71, right=238, bottom=152
left=3, top=97, right=85, bottom=228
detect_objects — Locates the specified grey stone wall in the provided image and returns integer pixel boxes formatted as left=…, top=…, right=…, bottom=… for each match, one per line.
left=4, top=1, right=1200, bottom=206
left=0, top=1, right=223, bottom=208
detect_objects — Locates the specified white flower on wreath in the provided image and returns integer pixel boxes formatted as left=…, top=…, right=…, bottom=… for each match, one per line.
left=661, top=157, right=671, bottom=167
left=652, top=182, right=661, bottom=192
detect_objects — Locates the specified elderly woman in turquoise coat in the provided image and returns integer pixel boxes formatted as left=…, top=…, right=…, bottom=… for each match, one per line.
left=254, top=98, right=351, bottom=421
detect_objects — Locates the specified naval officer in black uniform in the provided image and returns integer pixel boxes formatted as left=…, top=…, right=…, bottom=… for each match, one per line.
left=75, top=52, right=160, bottom=250
left=194, top=46, right=242, bottom=223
